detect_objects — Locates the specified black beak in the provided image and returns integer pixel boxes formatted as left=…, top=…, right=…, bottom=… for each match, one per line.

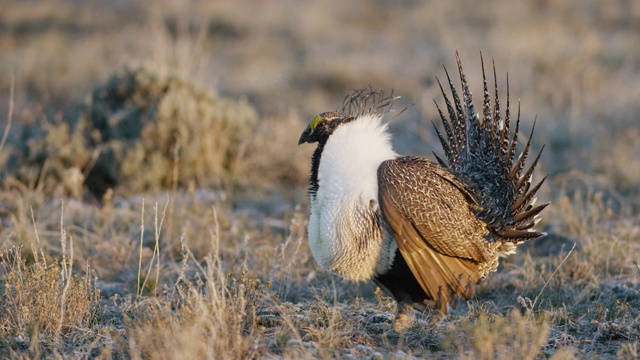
left=298, top=127, right=312, bottom=145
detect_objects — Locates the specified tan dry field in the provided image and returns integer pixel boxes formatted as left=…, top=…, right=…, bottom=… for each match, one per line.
left=0, top=1, right=639, bottom=358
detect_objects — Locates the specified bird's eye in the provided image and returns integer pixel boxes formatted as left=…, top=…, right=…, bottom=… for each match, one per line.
left=309, top=115, right=322, bottom=130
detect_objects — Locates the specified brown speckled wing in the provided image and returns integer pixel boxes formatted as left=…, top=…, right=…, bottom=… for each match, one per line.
left=377, top=157, right=489, bottom=311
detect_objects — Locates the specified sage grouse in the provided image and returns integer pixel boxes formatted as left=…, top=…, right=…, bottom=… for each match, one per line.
left=298, top=55, right=548, bottom=315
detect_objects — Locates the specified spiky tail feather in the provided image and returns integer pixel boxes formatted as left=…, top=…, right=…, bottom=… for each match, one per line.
left=433, top=53, right=548, bottom=243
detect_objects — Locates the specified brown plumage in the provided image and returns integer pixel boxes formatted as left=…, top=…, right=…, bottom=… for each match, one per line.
left=378, top=158, right=485, bottom=312
left=298, top=54, right=548, bottom=315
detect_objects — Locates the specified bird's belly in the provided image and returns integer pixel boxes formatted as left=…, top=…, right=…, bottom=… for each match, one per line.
left=308, top=199, right=397, bottom=282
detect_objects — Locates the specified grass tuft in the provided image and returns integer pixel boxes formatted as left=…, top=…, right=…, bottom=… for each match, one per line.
left=445, top=308, right=550, bottom=360
left=0, top=246, right=100, bottom=346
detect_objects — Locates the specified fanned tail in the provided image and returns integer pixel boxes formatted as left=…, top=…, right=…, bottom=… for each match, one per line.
left=433, top=53, right=548, bottom=243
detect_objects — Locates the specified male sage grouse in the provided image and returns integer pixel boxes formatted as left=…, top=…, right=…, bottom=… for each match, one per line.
left=298, top=54, right=548, bottom=320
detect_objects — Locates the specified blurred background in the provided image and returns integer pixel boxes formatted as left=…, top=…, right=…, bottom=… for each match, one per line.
left=0, top=0, right=639, bottom=202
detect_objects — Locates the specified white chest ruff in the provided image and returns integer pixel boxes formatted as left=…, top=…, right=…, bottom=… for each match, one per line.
left=309, top=196, right=397, bottom=281
left=307, top=115, right=398, bottom=281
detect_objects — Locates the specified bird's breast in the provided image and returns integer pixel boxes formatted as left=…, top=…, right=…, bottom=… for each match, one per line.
left=308, top=192, right=397, bottom=281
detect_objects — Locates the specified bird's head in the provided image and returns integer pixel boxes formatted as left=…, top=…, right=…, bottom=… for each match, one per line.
left=298, top=112, right=351, bottom=145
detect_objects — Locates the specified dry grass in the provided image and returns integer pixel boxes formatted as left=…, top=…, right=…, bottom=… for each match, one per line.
left=0, top=188, right=637, bottom=358
left=0, top=218, right=101, bottom=357
left=1, top=0, right=640, bottom=358
left=446, top=309, right=551, bottom=360
left=0, top=250, right=98, bottom=337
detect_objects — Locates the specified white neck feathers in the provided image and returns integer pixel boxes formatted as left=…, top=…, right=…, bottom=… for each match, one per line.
left=318, top=114, right=397, bottom=197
